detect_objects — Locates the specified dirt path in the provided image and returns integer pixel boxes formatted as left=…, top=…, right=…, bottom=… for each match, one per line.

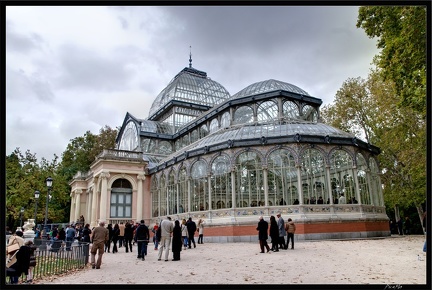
left=33, top=235, right=427, bottom=285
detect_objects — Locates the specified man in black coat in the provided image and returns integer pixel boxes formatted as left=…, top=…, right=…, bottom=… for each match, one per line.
left=186, top=217, right=196, bottom=249
left=256, top=216, right=270, bottom=253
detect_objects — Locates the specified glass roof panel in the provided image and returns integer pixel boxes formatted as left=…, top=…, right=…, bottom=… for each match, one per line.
left=148, top=67, right=231, bottom=117
left=231, top=79, right=311, bottom=100
left=140, top=120, right=173, bottom=134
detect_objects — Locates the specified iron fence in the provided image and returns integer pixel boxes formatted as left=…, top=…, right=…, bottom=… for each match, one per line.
left=6, top=239, right=90, bottom=284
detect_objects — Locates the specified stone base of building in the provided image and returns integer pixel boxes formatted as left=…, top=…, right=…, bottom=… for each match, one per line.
left=185, top=217, right=390, bottom=243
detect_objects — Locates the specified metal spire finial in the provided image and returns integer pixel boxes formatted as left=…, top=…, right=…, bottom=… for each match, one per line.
left=189, top=46, right=192, bottom=68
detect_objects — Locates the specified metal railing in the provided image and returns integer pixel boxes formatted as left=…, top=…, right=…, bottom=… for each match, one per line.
left=7, top=239, right=90, bottom=284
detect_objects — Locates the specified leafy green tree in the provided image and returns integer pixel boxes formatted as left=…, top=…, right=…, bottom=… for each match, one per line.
left=357, top=6, right=427, bottom=116
left=6, top=148, right=70, bottom=230
left=321, top=71, right=426, bottom=226
left=58, top=125, right=118, bottom=181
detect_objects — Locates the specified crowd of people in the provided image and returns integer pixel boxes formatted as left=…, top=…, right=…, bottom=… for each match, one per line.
left=258, top=213, right=296, bottom=253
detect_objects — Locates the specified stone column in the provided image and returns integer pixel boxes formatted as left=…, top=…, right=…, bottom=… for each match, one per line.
left=137, top=173, right=145, bottom=220
left=99, top=171, right=110, bottom=223
left=69, top=191, right=75, bottom=223
left=86, top=187, right=92, bottom=226
left=91, top=177, right=99, bottom=228
left=74, top=189, right=82, bottom=223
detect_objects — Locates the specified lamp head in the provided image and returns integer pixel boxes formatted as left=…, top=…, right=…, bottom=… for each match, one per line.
left=20, top=207, right=24, bottom=213
left=46, top=176, right=53, bottom=188
left=34, top=190, right=40, bottom=199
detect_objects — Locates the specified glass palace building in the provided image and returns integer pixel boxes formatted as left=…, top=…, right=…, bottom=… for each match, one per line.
left=69, top=59, right=390, bottom=242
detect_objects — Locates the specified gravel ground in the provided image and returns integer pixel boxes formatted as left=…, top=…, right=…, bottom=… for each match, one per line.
left=32, top=235, right=428, bottom=286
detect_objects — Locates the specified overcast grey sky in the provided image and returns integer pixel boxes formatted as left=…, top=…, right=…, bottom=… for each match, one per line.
left=6, top=5, right=379, bottom=161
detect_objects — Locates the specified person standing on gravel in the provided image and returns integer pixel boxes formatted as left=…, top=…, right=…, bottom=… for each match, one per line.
left=90, top=221, right=109, bottom=269
left=135, top=220, right=150, bottom=260
left=157, top=216, right=173, bottom=261
left=256, top=216, right=270, bottom=253
left=186, top=217, right=197, bottom=249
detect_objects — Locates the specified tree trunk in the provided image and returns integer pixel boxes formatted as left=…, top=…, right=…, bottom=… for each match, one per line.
left=416, top=205, right=425, bottom=235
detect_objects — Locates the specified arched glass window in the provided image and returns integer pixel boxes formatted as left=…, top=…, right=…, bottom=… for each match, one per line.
left=235, top=151, right=263, bottom=208
left=283, top=101, right=300, bottom=120
left=151, top=177, right=159, bottom=217
left=190, top=129, right=199, bottom=144
left=178, top=167, right=188, bottom=213
left=158, top=140, right=173, bottom=155
left=268, top=149, right=298, bottom=206
left=300, top=149, right=327, bottom=204
left=329, top=149, right=355, bottom=205
left=159, top=174, right=167, bottom=216
left=119, top=121, right=139, bottom=151
left=209, top=119, right=219, bottom=134
left=199, top=124, right=209, bottom=139
left=257, top=101, right=278, bottom=123
left=356, top=153, right=370, bottom=205
left=191, top=160, right=208, bottom=212
left=233, top=106, right=254, bottom=125
left=167, top=171, right=176, bottom=215
left=302, top=105, right=318, bottom=122
left=220, top=112, right=230, bottom=128
left=110, top=178, right=132, bottom=218
left=211, top=154, right=232, bottom=209
left=369, top=158, right=383, bottom=206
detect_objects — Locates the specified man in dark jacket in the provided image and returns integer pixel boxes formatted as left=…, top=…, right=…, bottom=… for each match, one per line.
left=186, top=217, right=196, bottom=249
left=256, top=216, right=270, bottom=253
left=135, top=220, right=150, bottom=260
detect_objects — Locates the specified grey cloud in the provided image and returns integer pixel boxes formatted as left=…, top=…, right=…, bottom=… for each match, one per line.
left=118, top=16, right=129, bottom=29
left=56, top=44, right=137, bottom=92
left=6, top=20, right=44, bottom=54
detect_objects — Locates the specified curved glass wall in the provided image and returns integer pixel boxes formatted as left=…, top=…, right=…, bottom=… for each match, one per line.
left=191, top=160, right=208, bottom=211
left=178, top=167, right=188, bottom=213
left=257, top=100, right=278, bottom=122
left=357, top=153, right=370, bottom=205
left=233, top=106, right=254, bottom=125
left=210, top=154, right=232, bottom=209
left=370, top=158, right=383, bottom=206
left=300, top=148, right=327, bottom=204
left=158, top=140, right=173, bottom=155
left=268, top=149, right=298, bottom=206
left=118, top=122, right=139, bottom=151
left=302, top=105, right=318, bottom=122
left=235, top=151, right=263, bottom=208
left=167, top=171, right=176, bottom=214
left=220, top=112, right=230, bottom=128
left=330, top=149, right=355, bottom=204
left=283, top=100, right=300, bottom=120
left=209, top=118, right=219, bottom=134
left=151, top=177, right=159, bottom=217
left=160, top=175, right=166, bottom=216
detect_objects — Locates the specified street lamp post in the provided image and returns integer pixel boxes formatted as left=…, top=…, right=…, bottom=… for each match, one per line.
left=19, top=207, right=24, bottom=228
left=43, top=177, right=53, bottom=238
left=34, top=190, right=40, bottom=229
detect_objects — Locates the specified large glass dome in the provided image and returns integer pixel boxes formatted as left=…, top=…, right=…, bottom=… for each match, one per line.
left=148, top=67, right=231, bottom=117
left=231, top=79, right=311, bottom=99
